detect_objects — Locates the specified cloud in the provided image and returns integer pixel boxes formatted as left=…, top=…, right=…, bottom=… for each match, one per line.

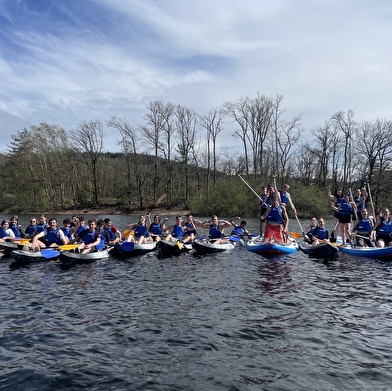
left=0, top=0, right=392, bottom=153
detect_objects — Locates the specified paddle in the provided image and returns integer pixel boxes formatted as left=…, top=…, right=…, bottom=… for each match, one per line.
left=40, top=249, right=61, bottom=259
left=229, top=235, right=241, bottom=242
left=238, top=174, right=263, bottom=202
left=290, top=231, right=303, bottom=239
left=120, top=242, right=135, bottom=251
left=364, top=180, right=375, bottom=216
left=58, top=244, right=80, bottom=251
left=147, top=193, right=166, bottom=214
left=177, top=240, right=183, bottom=250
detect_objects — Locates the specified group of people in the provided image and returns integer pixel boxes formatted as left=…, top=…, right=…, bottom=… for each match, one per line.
left=303, top=185, right=392, bottom=248
left=0, top=212, right=250, bottom=253
left=0, top=214, right=122, bottom=254
left=124, top=214, right=249, bottom=245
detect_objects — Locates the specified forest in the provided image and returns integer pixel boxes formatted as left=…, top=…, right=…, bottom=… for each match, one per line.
left=1, top=92, right=391, bottom=219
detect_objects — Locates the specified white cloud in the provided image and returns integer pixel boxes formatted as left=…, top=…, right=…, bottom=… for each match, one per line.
left=0, top=0, right=392, bottom=153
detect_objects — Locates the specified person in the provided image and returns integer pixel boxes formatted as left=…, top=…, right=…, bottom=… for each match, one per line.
left=164, top=216, right=191, bottom=244
left=148, top=215, right=168, bottom=242
left=330, top=192, right=356, bottom=245
left=29, top=218, right=68, bottom=250
left=216, top=217, right=250, bottom=244
left=354, top=187, right=368, bottom=220
left=70, top=216, right=87, bottom=239
left=259, top=186, right=269, bottom=236
left=311, top=218, right=330, bottom=245
left=74, top=219, right=102, bottom=254
left=30, top=214, right=48, bottom=238
left=60, top=218, right=73, bottom=242
left=327, top=186, right=344, bottom=241
left=304, top=217, right=317, bottom=244
left=103, top=218, right=121, bottom=244
left=279, top=184, right=297, bottom=215
left=10, top=216, right=24, bottom=238
left=97, top=219, right=110, bottom=246
left=200, top=215, right=232, bottom=241
left=0, top=220, right=15, bottom=242
left=183, top=214, right=202, bottom=242
left=260, top=193, right=289, bottom=245
left=126, top=215, right=153, bottom=244
left=371, top=208, right=392, bottom=248
left=24, top=217, right=37, bottom=238
left=352, top=209, right=375, bottom=247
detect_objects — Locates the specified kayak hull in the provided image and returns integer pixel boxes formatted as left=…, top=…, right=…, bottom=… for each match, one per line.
left=246, top=240, right=299, bottom=255
left=192, top=239, right=237, bottom=255
left=299, top=242, right=339, bottom=258
left=338, top=245, right=392, bottom=259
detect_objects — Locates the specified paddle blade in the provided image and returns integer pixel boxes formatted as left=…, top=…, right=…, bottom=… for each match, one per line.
left=177, top=240, right=183, bottom=250
left=120, top=242, right=135, bottom=251
left=290, top=231, right=303, bottom=239
left=229, top=235, right=241, bottom=242
left=58, top=244, right=80, bottom=251
left=41, top=249, right=60, bottom=259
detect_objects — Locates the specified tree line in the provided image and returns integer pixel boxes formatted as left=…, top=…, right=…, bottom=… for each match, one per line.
left=1, top=92, right=392, bottom=218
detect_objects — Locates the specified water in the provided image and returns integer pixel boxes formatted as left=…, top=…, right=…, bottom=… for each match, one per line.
left=1, top=215, right=392, bottom=390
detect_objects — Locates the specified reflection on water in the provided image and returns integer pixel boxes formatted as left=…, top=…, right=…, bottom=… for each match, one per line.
left=1, top=217, right=392, bottom=390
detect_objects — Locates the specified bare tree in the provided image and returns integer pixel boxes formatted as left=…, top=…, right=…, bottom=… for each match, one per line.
left=70, top=120, right=104, bottom=206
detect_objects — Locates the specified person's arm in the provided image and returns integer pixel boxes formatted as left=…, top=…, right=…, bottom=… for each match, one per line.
left=84, top=233, right=101, bottom=250
left=261, top=206, right=272, bottom=220
left=286, top=193, right=297, bottom=215
left=327, top=186, right=335, bottom=201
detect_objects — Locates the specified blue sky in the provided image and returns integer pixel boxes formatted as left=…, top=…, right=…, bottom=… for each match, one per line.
left=1, top=0, right=392, bottom=153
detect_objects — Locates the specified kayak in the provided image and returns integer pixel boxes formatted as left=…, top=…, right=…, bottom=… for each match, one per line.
left=59, top=248, right=111, bottom=266
left=192, top=238, right=239, bottom=255
left=246, top=240, right=299, bottom=255
left=11, top=249, right=60, bottom=263
left=157, top=240, right=193, bottom=258
left=112, top=241, right=157, bottom=257
left=299, top=242, right=339, bottom=258
left=338, top=245, right=392, bottom=260
left=0, top=241, right=19, bottom=256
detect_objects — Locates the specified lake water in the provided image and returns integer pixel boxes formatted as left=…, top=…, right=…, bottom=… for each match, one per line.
left=1, top=214, right=392, bottom=390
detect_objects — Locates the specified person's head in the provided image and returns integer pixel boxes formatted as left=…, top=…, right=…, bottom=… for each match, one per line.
left=39, top=214, right=47, bottom=224
left=10, top=216, right=19, bottom=225
left=1, top=219, right=9, bottom=228
left=240, top=221, right=247, bottom=227
left=261, top=186, right=267, bottom=194
left=311, top=217, right=317, bottom=225
left=153, top=215, right=160, bottom=222
left=335, top=188, right=343, bottom=197
left=88, top=219, right=96, bottom=230
left=361, top=209, right=368, bottom=218
left=269, top=193, right=278, bottom=203
left=382, top=209, right=390, bottom=219
left=318, top=218, right=325, bottom=227
left=30, top=217, right=37, bottom=225
left=48, top=218, right=58, bottom=229
left=344, top=193, right=350, bottom=200
left=137, top=216, right=145, bottom=225
left=97, top=219, right=104, bottom=229
left=79, top=216, right=85, bottom=224
left=282, top=184, right=290, bottom=192
left=63, top=218, right=71, bottom=227
left=211, top=215, right=218, bottom=224
left=175, top=216, right=183, bottom=225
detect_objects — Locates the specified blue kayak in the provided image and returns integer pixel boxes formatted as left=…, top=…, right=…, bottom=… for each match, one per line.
left=246, top=240, right=299, bottom=255
left=338, top=245, right=392, bottom=260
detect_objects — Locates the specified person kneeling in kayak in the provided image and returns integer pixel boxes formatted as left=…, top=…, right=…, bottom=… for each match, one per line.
left=261, top=193, right=289, bottom=245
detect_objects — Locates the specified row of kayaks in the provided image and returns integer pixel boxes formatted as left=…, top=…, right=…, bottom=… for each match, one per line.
left=3, top=235, right=392, bottom=264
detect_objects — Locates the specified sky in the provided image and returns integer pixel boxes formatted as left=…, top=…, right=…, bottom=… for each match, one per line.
left=1, top=0, right=392, bottom=154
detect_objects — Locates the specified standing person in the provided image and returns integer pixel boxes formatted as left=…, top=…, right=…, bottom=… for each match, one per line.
left=279, top=184, right=297, bottom=215
left=371, top=208, right=392, bottom=248
left=103, top=218, right=121, bottom=244
left=260, top=193, right=289, bottom=245
left=75, top=219, right=102, bottom=254
left=148, top=215, right=168, bottom=242
left=0, top=220, right=15, bottom=242
left=24, top=217, right=37, bottom=238
left=200, top=215, right=232, bottom=240
left=354, top=187, right=368, bottom=221
left=10, top=216, right=24, bottom=238
left=352, top=209, right=375, bottom=247
left=311, top=218, right=330, bottom=245
left=259, top=186, right=268, bottom=236
left=29, top=218, right=68, bottom=250
left=304, top=217, right=317, bottom=244
left=327, top=186, right=344, bottom=241
left=330, top=193, right=356, bottom=245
